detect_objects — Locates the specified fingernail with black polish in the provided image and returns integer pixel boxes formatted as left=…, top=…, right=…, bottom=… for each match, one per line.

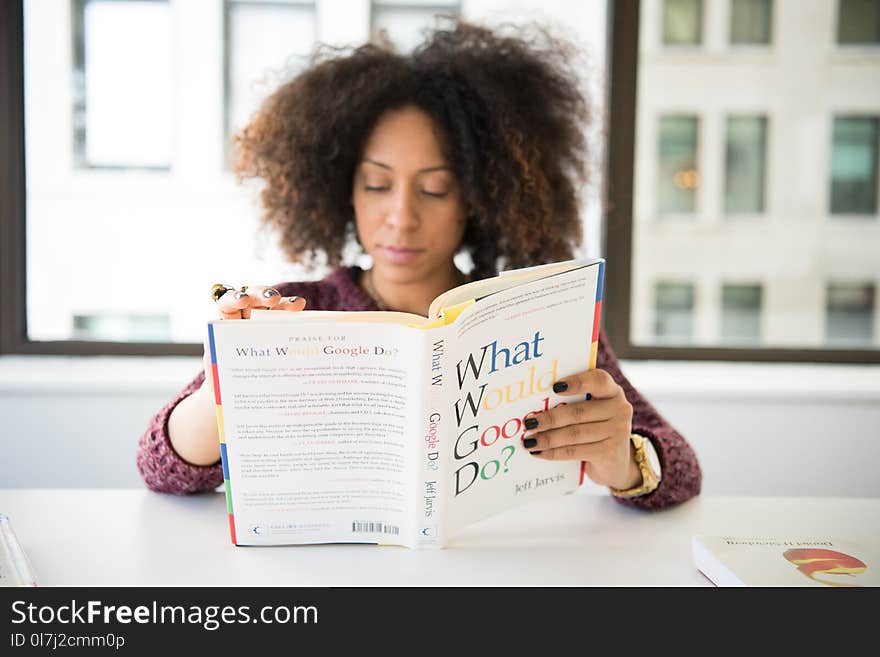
left=553, top=381, right=568, bottom=393
left=524, top=417, right=539, bottom=430
left=530, top=451, right=542, bottom=455
left=523, top=437, right=537, bottom=449
left=586, top=393, right=592, bottom=400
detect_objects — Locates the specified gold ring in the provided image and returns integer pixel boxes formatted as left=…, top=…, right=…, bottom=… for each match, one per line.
left=211, top=284, right=233, bottom=302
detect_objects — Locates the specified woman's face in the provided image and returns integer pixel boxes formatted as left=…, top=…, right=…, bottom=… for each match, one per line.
left=352, top=105, right=467, bottom=283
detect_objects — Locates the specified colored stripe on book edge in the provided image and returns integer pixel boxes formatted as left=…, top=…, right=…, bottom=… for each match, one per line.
left=589, top=341, right=598, bottom=369
left=224, top=479, right=233, bottom=514
left=579, top=460, right=585, bottom=486
left=220, top=442, right=230, bottom=480
left=211, top=364, right=222, bottom=405
left=207, top=323, right=217, bottom=364
left=595, top=260, right=605, bottom=302
left=591, top=300, right=602, bottom=343
left=215, top=405, right=225, bottom=444
left=228, top=514, right=237, bottom=545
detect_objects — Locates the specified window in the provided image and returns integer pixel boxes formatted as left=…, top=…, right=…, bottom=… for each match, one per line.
left=721, top=284, right=762, bottom=343
left=658, top=116, right=699, bottom=215
left=830, top=117, right=879, bottom=215
left=826, top=283, right=876, bottom=344
left=72, top=0, right=173, bottom=169
left=724, top=116, right=767, bottom=214
left=3, top=1, right=608, bottom=355
left=371, top=1, right=460, bottom=52
left=730, top=0, right=772, bottom=45
left=838, top=0, right=880, bottom=44
left=662, top=0, right=702, bottom=45
left=225, top=1, right=317, bottom=160
left=655, top=282, right=695, bottom=342
left=605, top=0, right=880, bottom=361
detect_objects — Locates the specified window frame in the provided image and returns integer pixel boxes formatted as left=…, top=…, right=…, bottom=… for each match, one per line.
left=0, top=0, right=194, bottom=355
left=2, top=0, right=878, bottom=362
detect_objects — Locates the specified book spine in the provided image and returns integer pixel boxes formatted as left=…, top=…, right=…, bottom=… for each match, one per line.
left=411, top=326, right=445, bottom=548
left=208, top=323, right=237, bottom=546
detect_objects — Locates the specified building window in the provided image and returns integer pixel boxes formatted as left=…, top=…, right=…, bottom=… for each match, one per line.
left=72, top=0, right=173, bottom=169
left=72, top=313, right=171, bottom=342
left=837, top=0, right=880, bottom=44
left=730, top=0, right=772, bottom=45
left=662, top=0, right=702, bottom=45
left=724, top=116, right=767, bottom=214
left=655, top=282, right=695, bottom=342
left=830, top=117, right=879, bottom=215
left=371, top=1, right=460, bottom=52
left=826, top=283, right=876, bottom=344
left=658, top=116, right=699, bottom=214
left=225, top=1, right=317, bottom=159
left=721, top=284, right=762, bottom=343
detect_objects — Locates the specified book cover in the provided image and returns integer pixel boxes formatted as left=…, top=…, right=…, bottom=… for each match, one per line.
left=692, top=535, right=880, bottom=587
left=207, top=258, right=604, bottom=548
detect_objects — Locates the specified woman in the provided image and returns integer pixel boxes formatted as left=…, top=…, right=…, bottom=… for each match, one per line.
left=137, top=20, right=701, bottom=510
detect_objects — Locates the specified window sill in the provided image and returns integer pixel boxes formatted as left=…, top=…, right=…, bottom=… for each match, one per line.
left=0, top=355, right=201, bottom=394
left=620, top=359, right=880, bottom=402
left=0, top=355, right=877, bottom=402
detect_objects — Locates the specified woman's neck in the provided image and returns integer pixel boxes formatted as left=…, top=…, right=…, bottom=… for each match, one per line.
left=363, top=265, right=465, bottom=316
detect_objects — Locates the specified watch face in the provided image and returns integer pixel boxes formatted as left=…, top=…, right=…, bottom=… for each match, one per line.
left=643, top=439, right=662, bottom=479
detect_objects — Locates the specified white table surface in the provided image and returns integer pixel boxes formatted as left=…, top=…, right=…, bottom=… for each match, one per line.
left=1, top=489, right=877, bottom=586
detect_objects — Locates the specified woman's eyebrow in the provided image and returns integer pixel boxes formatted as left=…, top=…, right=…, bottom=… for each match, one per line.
left=362, top=158, right=451, bottom=173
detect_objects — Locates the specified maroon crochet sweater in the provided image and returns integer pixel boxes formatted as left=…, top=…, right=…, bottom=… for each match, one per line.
left=137, top=266, right=701, bottom=510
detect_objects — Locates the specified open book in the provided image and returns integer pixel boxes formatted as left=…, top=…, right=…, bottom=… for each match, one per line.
left=207, top=257, right=605, bottom=548
left=692, top=535, right=880, bottom=587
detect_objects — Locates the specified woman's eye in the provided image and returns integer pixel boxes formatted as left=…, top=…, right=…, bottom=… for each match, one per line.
left=422, top=190, right=449, bottom=198
left=364, top=186, right=390, bottom=192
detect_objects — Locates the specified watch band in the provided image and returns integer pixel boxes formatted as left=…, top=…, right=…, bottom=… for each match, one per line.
left=609, top=433, right=661, bottom=498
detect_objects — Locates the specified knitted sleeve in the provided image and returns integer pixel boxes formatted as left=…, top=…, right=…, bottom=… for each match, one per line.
left=135, top=369, right=224, bottom=495
left=596, top=331, right=702, bottom=510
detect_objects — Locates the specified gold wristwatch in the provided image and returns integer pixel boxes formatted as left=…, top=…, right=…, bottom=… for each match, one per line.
left=610, top=433, right=661, bottom=498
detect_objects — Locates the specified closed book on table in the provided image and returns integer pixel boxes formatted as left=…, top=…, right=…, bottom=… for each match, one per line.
left=692, top=535, right=880, bottom=587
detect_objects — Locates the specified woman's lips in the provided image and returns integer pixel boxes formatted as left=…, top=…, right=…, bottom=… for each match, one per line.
left=380, top=246, right=424, bottom=264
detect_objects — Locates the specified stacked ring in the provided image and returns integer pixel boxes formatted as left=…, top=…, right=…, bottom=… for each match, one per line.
left=211, top=284, right=233, bottom=302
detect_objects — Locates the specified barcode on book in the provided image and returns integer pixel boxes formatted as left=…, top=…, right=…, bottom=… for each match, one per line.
left=351, top=521, right=400, bottom=536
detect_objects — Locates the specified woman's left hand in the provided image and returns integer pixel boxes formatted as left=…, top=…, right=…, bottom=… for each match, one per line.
left=522, top=368, right=641, bottom=490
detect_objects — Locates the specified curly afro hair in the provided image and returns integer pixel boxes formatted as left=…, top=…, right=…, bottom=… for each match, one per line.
left=234, top=18, right=593, bottom=280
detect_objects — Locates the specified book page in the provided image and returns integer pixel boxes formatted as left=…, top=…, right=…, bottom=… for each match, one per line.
left=441, top=264, right=601, bottom=541
left=209, top=319, right=429, bottom=548
left=427, top=258, right=600, bottom=320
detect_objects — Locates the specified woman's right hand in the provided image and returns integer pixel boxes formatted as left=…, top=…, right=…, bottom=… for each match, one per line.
left=201, top=286, right=308, bottom=401
left=215, top=286, right=308, bottom=319
left=169, top=286, right=309, bottom=468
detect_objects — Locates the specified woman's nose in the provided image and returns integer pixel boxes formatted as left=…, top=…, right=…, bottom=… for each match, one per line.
left=385, top=188, right=419, bottom=229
